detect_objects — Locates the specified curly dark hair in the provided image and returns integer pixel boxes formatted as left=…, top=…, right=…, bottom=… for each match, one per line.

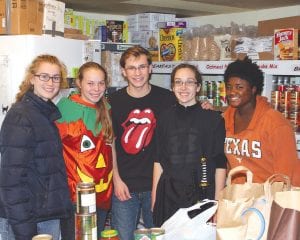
left=224, top=57, right=264, bottom=95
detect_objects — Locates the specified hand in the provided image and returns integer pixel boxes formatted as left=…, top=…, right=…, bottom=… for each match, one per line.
left=200, top=100, right=214, bottom=110
left=113, top=176, right=131, bottom=201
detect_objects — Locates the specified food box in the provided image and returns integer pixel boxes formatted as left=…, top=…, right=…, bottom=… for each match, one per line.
left=159, top=27, right=185, bottom=61
left=274, top=28, right=299, bottom=60
left=106, top=20, right=124, bottom=43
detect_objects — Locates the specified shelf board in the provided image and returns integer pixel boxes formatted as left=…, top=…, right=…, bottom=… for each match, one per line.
left=152, top=60, right=300, bottom=75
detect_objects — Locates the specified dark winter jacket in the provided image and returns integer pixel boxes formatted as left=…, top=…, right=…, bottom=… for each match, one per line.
left=0, top=91, right=72, bottom=240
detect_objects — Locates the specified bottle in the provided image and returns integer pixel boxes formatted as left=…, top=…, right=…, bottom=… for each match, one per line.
left=100, top=229, right=120, bottom=240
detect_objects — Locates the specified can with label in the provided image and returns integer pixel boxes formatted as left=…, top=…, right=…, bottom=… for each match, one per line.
left=271, top=90, right=281, bottom=111
left=150, top=228, right=165, bottom=240
left=75, top=213, right=97, bottom=240
left=134, top=228, right=151, bottom=240
left=76, top=182, right=96, bottom=214
left=32, top=234, right=53, bottom=240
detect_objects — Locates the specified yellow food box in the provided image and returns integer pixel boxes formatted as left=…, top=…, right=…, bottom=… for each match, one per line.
left=159, top=27, right=184, bottom=61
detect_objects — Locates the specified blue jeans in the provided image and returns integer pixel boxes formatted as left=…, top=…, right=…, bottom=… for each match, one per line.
left=0, top=217, right=60, bottom=240
left=111, top=191, right=154, bottom=240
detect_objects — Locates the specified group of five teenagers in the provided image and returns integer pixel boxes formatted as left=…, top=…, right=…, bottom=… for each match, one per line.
left=56, top=62, right=114, bottom=239
left=152, top=63, right=227, bottom=226
left=223, top=57, right=299, bottom=186
left=1, top=48, right=299, bottom=240
left=0, top=55, right=72, bottom=240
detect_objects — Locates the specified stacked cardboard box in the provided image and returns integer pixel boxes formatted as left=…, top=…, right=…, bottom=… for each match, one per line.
left=0, top=0, right=65, bottom=36
left=0, top=0, right=44, bottom=35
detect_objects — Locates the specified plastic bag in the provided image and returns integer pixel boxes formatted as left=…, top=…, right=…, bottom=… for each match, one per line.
left=157, top=200, right=218, bottom=240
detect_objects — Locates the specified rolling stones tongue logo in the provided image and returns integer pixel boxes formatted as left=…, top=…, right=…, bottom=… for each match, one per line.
left=121, top=108, right=156, bottom=154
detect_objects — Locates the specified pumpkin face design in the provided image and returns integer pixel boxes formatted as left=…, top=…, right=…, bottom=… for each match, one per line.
left=56, top=94, right=113, bottom=209
left=60, top=119, right=113, bottom=209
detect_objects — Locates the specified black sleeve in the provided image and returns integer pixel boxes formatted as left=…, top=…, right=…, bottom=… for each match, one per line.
left=0, top=110, right=37, bottom=239
left=213, top=115, right=227, bottom=169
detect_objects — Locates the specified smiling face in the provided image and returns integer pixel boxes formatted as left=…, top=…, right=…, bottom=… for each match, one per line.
left=121, top=55, right=152, bottom=90
left=30, top=62, right=61, bottom=101
left=77, top=67, right=106, bottom=104
left=225, top=76, right=257, bottom=109
left=172, top=67, right=201, bottom=107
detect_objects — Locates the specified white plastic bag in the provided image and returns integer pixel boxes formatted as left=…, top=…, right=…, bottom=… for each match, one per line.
left=157, top=200, right=218, bottom=240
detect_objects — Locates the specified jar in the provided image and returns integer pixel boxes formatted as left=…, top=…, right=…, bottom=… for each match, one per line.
left=76, top=182, right=96, bottom=214
left=32, top=234, right=53, bottom=240
left=100, top=229, right=120, bottom=240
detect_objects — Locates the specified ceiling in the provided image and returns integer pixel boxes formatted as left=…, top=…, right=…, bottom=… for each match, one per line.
left=62, top=0, right=300, bottom=18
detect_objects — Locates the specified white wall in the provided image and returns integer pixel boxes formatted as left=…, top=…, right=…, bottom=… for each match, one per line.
left=74, top=11, right=126, bottom=21
left=188, top=5, right=300, bottom=27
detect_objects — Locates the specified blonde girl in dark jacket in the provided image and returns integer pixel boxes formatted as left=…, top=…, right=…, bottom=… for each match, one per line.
left=0, top=54, right=72, bottom=240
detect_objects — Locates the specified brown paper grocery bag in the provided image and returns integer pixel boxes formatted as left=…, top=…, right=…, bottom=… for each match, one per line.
left=267, top=191, right=300, bottom=240
left=217, top=166, right=290, bottom=240
left=217, top=166, right=266, bottom=240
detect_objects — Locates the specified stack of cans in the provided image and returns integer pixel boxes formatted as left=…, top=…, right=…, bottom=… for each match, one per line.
left=75, top=182, right=97, bottom=240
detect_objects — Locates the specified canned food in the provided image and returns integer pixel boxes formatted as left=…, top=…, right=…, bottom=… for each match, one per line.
left=280, top=91, right=291, bottom=112
left=271, top=91, right=281, bottom=111
left=100, top=229, right=120, bottom=240
left=75, top=213, right=97, bottom=240
left=290, top=91, right=300, bottom=111
left=32, top=234, right=53, bottom=240
left=134, top=228, right=151, bottom=240
left=150, top=228, right=165, bottom=240
left=76, top=182, right=96, bottom=214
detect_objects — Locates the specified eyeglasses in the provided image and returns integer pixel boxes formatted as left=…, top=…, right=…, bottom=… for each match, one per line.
left=34, top=73, right=62, bottom=83
left=174, top=80, right=198, bottom=87
left=125, top=64, right=149, bottom=72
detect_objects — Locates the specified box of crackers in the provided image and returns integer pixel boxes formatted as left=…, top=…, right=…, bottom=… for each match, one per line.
left=274, top=28, right=299, bottom=60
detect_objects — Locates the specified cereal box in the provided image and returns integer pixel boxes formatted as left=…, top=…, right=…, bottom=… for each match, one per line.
left=274, top=28, right=299, bottom=60
left=159, top=27, right=185, bottom=61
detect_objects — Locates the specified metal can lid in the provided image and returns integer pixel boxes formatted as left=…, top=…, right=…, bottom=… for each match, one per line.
left=134, top=228, right=151, bottom=234
left=150, top=228, right=165, bottom=235
left=76, top=182, right=95, bottom=189
left=101, top=229, right=119, bottom=237
left=32, top=234, right=53, bottom=240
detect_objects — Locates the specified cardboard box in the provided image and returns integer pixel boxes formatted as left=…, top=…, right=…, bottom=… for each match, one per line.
left=258, top=16, right=300, bottom=36
left=0, top=0, right=5, bottom=34
left=274, top=28, right=299, bottom=60
left=159, top=27, right=184, bottom=61
left=1, top=0, right=44, bottom=35
left=42, top=0, right=65, bottom=36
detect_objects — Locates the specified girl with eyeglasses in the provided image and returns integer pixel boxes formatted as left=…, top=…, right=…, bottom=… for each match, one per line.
left=0, top=54, right=72, bottom=240
left=152, top=63, right=227, bottom=226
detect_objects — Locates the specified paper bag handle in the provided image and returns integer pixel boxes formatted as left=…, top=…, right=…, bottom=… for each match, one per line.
left=226, top=166, right=253, bottom=185
left=264, top=173, right=291, bottom=200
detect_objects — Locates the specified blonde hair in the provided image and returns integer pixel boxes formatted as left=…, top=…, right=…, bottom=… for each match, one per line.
left=77, top=62, right=113, bottom=143
left=15, top=54, right=67, bottom=102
